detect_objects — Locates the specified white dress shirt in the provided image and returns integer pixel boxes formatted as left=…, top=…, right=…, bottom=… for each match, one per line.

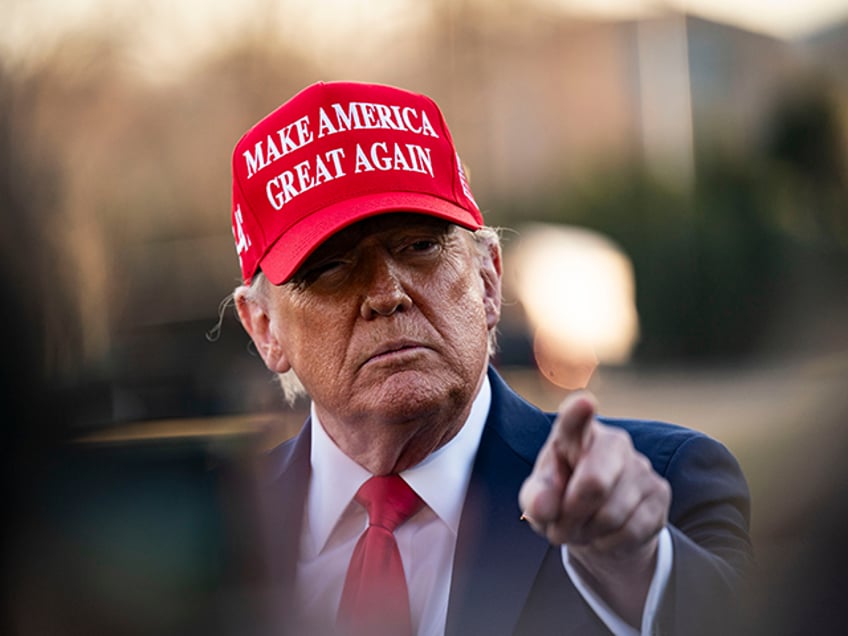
left=294, top=375, right=672, bottom=635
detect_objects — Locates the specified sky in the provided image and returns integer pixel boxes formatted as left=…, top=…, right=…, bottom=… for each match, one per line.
left=2, top=0, right=846, bottom=75
left=548, top=0, right=848, bottom=37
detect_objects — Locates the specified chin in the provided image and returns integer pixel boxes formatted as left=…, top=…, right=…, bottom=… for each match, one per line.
left=363, top=369, right=469, bottom=421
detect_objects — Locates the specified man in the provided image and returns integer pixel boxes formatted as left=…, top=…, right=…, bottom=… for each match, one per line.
left=229, top=81, right=752, bottom=635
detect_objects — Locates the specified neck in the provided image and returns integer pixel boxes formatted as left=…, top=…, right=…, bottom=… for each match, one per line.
left=317, top=404, right=471, bottom=475
left=315, top=375, right=485, bottom=475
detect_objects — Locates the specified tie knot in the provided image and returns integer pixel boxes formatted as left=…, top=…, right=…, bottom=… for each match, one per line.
left=355, top=475, right=423, bottom=532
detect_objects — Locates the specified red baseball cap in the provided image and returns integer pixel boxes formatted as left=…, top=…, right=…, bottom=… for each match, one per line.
left=231, top=81, right=484, bottom=285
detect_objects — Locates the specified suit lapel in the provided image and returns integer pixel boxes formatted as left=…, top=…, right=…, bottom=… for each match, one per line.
left=445, top=368, right=615, bottom=636
left=246, top=420, right=312, bottom=628
left=445, top=368, right=554, bottom=636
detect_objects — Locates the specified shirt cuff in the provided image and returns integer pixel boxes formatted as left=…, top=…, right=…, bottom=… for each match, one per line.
left=561, top=527, right=673, bottom=636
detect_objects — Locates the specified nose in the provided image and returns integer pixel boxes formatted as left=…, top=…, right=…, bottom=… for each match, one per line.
left=360, top=255, right=413, bottom=319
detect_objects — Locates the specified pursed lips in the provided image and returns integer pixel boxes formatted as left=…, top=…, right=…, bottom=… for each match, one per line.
left=360, top=340, right=429, bottom=368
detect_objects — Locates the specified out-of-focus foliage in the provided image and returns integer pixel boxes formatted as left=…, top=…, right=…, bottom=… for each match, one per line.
left=503, top=78, right=847, bottom=361
left=764, top=79, right=848, bottom=251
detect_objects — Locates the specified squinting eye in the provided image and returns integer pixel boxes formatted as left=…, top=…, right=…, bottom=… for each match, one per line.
left=294, top=259, right=347, bottom=286
left=310, top=261, right=345, bottom=277
left=410, top=240, right=438, bottom=251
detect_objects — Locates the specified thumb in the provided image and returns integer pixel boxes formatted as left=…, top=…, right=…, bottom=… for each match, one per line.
left=552, top=391, right=598, bottom=468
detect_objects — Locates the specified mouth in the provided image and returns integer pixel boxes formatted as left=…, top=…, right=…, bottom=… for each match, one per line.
left=362, top=340, right=429, bottom=368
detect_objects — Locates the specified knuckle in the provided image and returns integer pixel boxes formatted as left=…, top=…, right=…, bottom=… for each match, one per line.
left=640, top=495, right=669, bottom=532
left=609, top=427, right=633, bottom=448
left=592, top=507, right=623, bottom=534
left=618, top=526, right=642, bottom=551
left=634, top=453, right=653, bottom=474
left=577, top=472, right=609, bottom=503
left=651, top=475, right=672, bottom=505
left=599, top=426, right=634, bottom=455
left=619, top=512, right=656, bottom=550
left=546, top=523, right=575, bottom=546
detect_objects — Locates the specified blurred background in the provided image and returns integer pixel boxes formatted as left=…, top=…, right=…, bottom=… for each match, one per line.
left=2, top=0, right=847, bottom=634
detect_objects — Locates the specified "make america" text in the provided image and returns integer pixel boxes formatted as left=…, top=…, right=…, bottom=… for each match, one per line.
left=242, top=101, right=439, bottom=179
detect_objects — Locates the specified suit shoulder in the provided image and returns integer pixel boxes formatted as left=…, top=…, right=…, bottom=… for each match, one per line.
left=597, top=416, right=733, bottom=478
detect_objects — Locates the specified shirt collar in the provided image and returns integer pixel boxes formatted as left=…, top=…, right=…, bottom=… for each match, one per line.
left=306, top=375, right=492, bottom=554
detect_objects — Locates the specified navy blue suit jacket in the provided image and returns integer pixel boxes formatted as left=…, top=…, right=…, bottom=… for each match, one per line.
left=245, top=366, right=752, bottom=635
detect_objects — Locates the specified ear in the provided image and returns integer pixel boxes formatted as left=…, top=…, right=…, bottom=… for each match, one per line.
left=234, top=286, right=292, bottom=374
left=479, top=239, right=503, bottom=331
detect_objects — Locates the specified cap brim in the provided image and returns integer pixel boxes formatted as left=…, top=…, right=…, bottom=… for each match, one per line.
left=258, top=192, right=483, bottom=285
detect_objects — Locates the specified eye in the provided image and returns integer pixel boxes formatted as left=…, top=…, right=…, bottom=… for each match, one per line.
left=311, top=260, right=345, bottom=276
left=291, top=258, right=350, bottom=288
left=393, top=231, right=446, bottom=264
left=401, top=232, right=445, bottom=254
left=410, top=239, right=438, bottom=252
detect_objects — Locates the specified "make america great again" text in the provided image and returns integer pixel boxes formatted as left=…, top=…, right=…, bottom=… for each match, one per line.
left=241, top=101, right=441, bottom=211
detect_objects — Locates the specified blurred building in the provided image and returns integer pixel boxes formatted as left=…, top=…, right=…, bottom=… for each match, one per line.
left=428, top=10, right=816, bottom=200
left=797, top=17, right=848, bottom=87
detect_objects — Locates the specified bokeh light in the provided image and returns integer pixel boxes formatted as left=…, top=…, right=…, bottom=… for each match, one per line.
left=507, top=224, right=639, bottom=388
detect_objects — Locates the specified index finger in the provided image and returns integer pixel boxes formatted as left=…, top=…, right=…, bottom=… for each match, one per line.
left=518, top=391, right=600, bottom=536
left=551, top=390, right=598, bottom=469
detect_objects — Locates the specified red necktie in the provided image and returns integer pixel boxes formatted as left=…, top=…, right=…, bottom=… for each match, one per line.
left=337, top=475, right=424, bottom=636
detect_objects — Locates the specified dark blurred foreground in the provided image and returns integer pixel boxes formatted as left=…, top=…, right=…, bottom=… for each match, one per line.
left=7, top=440, right=244, bottom=636
left=5, top=359, right=848, bottom=636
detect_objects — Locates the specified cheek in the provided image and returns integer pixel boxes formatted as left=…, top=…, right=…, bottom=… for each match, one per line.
left=429, top=266, right=490, bottom=352
left=273, top=294, right=351, bottom=378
